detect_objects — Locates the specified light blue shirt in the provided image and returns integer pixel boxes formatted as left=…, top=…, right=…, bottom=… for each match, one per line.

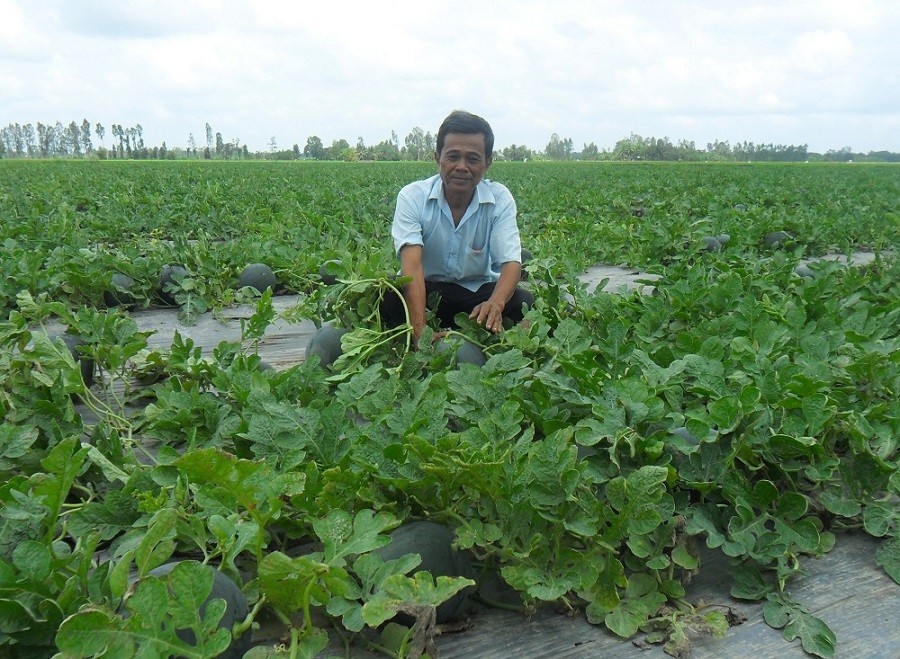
left=392, top=174, right=523, bottom=292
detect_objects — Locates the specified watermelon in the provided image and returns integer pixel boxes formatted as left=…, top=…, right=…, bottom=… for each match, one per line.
left=795, top=264, right=816, bottom=279
left=374, top=521, right=475, bottom=624
left=763, top=231, right=792, bottom=247
left=305, top=323, right=347, bottom=370
left=157, top=264, right=188, bottom=305
left=127, top=561, right=251, bottom=659
left=435, top=337, right=486, bottom=368
left=520, top=248, right=533, bottom=281
left=700, top=236, right=722, bottom=252
left=103, top=273, right=136, bottom=308
left=55, top=332, right=94, bottom=388
left=238, top=263, right=276, bottom=293
left=318, top=259, right=342, bottom=286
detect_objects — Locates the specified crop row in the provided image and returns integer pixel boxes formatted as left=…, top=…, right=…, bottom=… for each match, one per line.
left=1, top=161, right=897, bottom=318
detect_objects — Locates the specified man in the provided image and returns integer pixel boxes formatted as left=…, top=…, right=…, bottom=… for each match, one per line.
left=385, top=110, right=533, bottom=342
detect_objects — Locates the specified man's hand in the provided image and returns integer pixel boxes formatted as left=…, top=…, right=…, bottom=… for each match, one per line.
left=399, top=245, right=426, bottom=343
left=470, top=298, right=506, bottom=333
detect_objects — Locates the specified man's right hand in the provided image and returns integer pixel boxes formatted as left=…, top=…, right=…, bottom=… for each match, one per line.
left=399, top=245, right=427, bottom=343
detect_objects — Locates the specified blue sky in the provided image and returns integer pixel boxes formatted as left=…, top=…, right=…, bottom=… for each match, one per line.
left=1, top=0, right=898, bottom=153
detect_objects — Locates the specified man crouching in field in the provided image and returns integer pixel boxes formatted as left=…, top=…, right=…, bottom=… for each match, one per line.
left=382, top=110, right=533, bottom=343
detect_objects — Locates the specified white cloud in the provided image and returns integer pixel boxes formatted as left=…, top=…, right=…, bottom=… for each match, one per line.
left=0, top=0, right=898, bottom=152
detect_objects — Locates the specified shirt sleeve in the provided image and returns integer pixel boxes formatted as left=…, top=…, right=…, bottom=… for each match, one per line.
left=391, top=184, right=425, bottom=256
left=488, top=184, right=522, bottom=271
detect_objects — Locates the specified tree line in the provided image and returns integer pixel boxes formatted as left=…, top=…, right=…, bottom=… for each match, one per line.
left=1, top=119, right=898, bottom=163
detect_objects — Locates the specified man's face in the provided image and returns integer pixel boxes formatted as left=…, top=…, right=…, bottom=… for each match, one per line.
left=436, top=133, right=492, bottom=200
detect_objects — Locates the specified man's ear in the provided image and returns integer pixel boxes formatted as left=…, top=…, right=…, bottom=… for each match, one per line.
left=485, top=156, right=493, bottom=170
left=434, top=150, right=440, bottom=165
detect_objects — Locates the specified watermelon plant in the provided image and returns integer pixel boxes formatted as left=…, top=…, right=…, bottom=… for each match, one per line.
left=0, top=160, right=897, bottom=658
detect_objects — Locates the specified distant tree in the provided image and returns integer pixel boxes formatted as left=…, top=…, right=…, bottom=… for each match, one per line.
left=205, top=123, right=213, bottom=151
left=187, top=132, right=196, bottom=158
left=404, top=127, right=427, bottom=160
left=501, top=144, right=533, bottom=161
left=35, top=122, right=47, bottom=156
left=68, top=122, right=81, bottom=156
left=268, top=136, right=278, bottom=155
left=54, top=121, right=68, bottom=155
left=371, top=138, right=401, bottom=161
left=676, top=139, right=698, bottom=160
left=824, top=146, right=854, bottom=162
left=24, top=123, right=37, bottom=157
left=705, top=139, right=731, bottom=161
left=215, top=132, right=224, bottom=157
left=323, top=138, right=349, bottom=160
left=203, top=146, right=211, bottom=160
left=304, top=135, right=324, bottom=159
left=80, top=119, right=92, bottom=155
left=545, top=133, right=573, bottom=160
left=95, top=122, right=105, bottom=148
left=112, top=124, right=123, bottom=156
left=613, top=133, right=651, bottom=160
left=581, top=142, right=599, bottom=160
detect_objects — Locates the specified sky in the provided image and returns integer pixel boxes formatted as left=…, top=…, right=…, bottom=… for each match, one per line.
left=1, top=0, right=899, bottom=154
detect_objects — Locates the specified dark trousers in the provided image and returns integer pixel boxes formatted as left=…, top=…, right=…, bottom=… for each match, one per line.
left=381, top=280, right=534, bottom=329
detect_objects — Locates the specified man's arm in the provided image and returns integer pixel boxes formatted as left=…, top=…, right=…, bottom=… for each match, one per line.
left=398, top=244, right=427, bottom=342
left=470, top=260, right=521, bottom=333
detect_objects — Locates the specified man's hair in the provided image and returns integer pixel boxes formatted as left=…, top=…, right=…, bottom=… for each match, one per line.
left=436, top=110, right=494, bottom=159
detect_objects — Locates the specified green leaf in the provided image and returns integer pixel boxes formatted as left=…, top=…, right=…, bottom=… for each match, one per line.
left=671, top=543, right=698, bottom=570
left=819, top=490, right=861, bottom=518
left=731, top=564, right=773, bottom=600
left=863, top=503, right=894, bottom=538
left=875, top=536, right=900, bottom=585
left=314, top=509, right=397, bottom=568
left=56, top=608, right=133, bottom=657
left=258, top=551, right=331, bottom=615
left=134, top=508, right=177, bottom=575
left=604, top=572, right=666, bottom=638
left=764, top=594, right=836, bottom=658
left=361, top=571, right=474, bottom=628
left=708, top=395, right=740, bottom=433
left=11, top=540, right=52, bottom=581
left=784, top=611, right=837, bottom=658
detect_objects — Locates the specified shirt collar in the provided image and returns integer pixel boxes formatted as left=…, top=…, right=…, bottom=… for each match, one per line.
left=428, top=174, right=496, bottom=205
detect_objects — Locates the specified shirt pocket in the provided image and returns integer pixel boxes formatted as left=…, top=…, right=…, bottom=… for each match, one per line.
left=460, top=244, right=488, bottom=280
left=469, top=215, right=489, bottom=252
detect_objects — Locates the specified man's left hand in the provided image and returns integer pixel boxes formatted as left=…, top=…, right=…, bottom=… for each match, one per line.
left=470, top=299, right=506, bottom=333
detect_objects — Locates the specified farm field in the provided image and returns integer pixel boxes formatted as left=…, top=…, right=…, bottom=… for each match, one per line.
left=0, top=161, right=898, bottom=658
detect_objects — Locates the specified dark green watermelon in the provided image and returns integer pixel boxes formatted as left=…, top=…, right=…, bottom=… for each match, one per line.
left=124, top=561, right=251, bottom=659
left=701, top=236, right=722, bottom=252
left=435, top=337, right=486, bottom=368
left=318, top=259, right=342, bottom=286
left=763, top=231, right=792, bottom=247
left=795, top=264, right=816, bottom=279
left=56, top=332, right=94, bottom=388
left=374, top=521, right=475, bottom=624
left=103, top=273, right=136, bottom=308
left=238, top=263, right=276, bottom=293
left=305, top=324, right=348, bottom=370
left=157, top=264, right=188, bottom=305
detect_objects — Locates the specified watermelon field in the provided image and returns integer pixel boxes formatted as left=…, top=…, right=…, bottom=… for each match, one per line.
left=0, top=160, right=898, bottom=658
